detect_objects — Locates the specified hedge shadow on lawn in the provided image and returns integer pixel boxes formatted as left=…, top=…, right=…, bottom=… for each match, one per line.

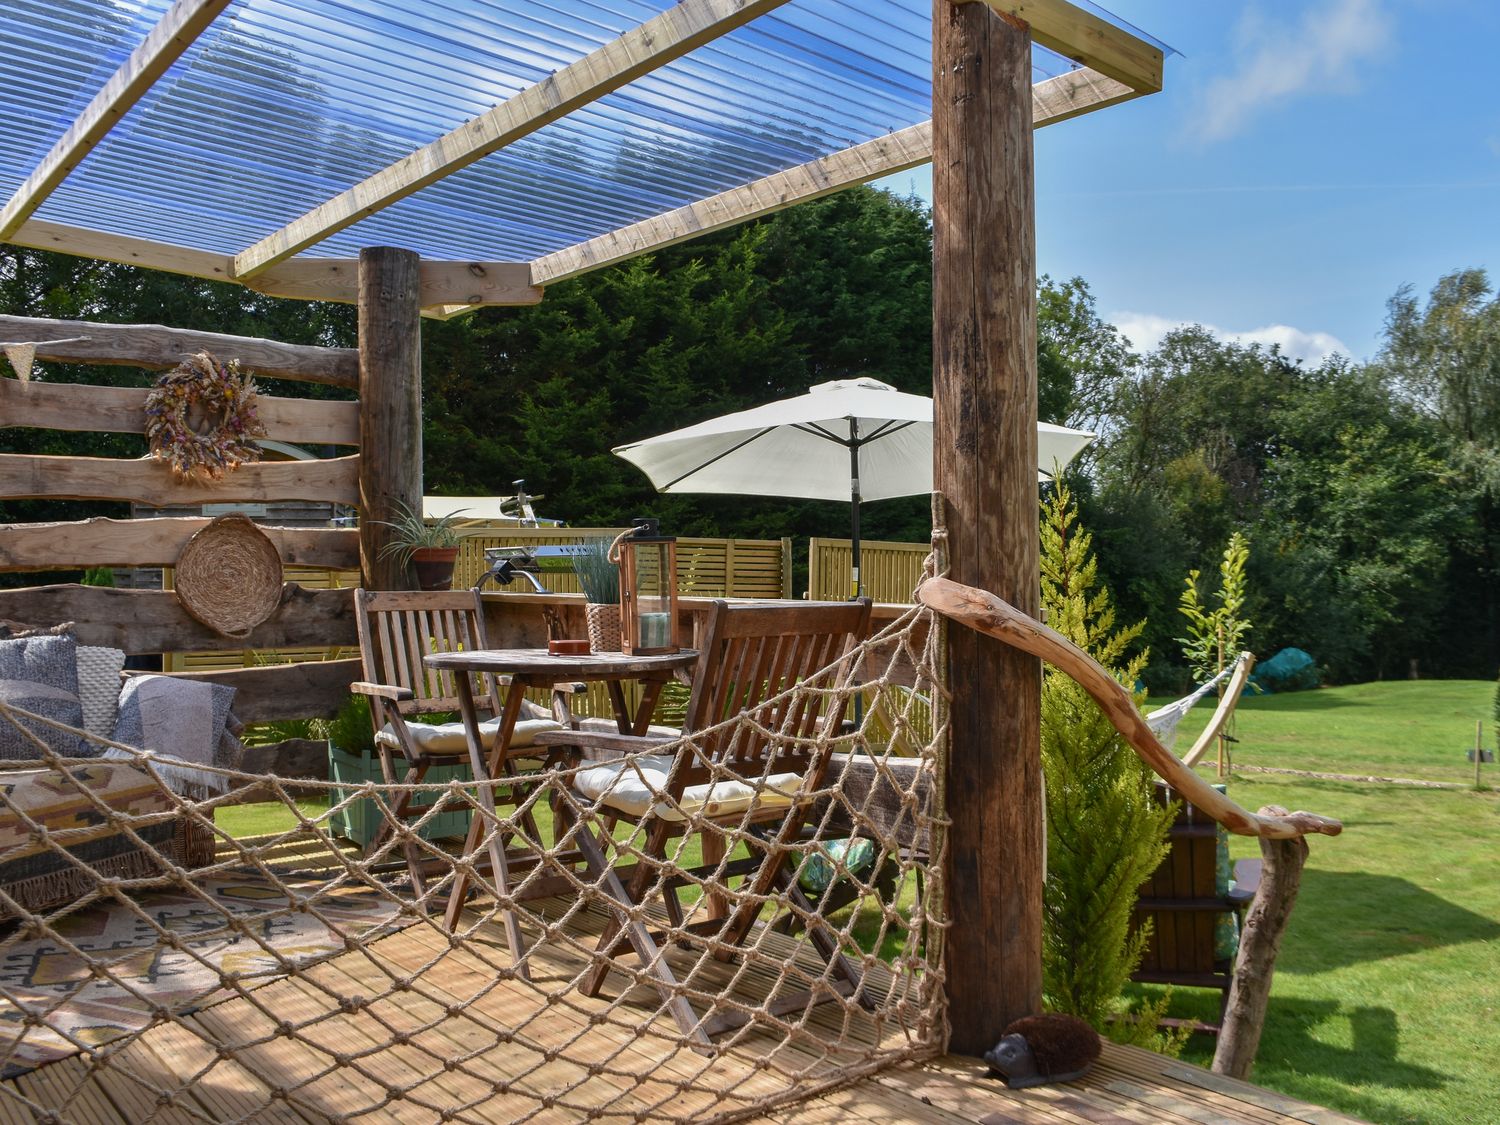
left=1278, top=869, right=1500, bottom=973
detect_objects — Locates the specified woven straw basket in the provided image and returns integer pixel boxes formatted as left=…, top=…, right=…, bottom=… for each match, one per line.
left=584, top=602, right=622, bottom=654
left=174, top=514, right=284, bottom=638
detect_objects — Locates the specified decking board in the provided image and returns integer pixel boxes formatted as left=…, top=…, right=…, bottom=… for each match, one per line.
left=2, top=893, right=1364, bottom=1125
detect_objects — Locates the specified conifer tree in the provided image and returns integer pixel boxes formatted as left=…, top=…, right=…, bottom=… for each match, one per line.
left=1039, top=484, right=1177, bottom=1042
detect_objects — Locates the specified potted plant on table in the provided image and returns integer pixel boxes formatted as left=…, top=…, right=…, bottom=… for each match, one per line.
left=572, top=536, right=622, bottom=652
left=375, top=501, right=466, bottom=591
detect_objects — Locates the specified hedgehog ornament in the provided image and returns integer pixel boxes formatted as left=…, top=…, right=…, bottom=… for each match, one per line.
left=983, top=1013, right=1102, bottom=1088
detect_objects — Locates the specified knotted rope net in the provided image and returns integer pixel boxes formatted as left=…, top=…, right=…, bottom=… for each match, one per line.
left=0, top=591, right=949, bottom=1122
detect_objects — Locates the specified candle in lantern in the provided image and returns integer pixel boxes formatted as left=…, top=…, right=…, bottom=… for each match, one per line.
left=639, top=612, right=671, bottom=649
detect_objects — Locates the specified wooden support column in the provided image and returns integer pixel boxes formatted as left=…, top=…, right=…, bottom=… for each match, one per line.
left=358, top=246, right=423, bottom=590
left=932, top=0, right=1043, bottom=1052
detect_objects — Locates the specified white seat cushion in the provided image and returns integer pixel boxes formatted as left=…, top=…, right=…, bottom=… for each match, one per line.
left=376, top=716, right=563, bottom=755
left=574, top=753, right=805, bottom=823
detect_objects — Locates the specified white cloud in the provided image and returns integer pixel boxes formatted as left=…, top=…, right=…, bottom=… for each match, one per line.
left=1110, top=311, right=1350, bottom=366
left=1193, top=0, right=1392, bottom=142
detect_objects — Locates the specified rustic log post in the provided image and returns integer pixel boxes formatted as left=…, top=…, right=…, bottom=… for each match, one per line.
left=932, top=0, right=1042, bottom=1051
left=1212, top=805, right=1312, bottom=1079
left=358, top=246, right=423, bottom=590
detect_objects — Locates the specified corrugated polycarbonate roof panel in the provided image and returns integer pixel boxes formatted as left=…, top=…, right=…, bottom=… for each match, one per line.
left=0, top=0, right=1164, bottom=263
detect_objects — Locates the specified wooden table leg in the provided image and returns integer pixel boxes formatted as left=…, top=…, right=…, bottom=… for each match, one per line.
left=631, top=678, right=667, bottom=735
left=606, top=675, right=667, bottom=735
left=445, top=676, right=531, bottom=981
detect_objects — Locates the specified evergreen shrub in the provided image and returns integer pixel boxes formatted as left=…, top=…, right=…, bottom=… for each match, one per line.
left=1039, top=484, right=1181, bottom=1050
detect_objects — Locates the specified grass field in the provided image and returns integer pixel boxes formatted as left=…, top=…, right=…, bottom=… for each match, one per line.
left=1155, top=679, right=1500, bottom=1125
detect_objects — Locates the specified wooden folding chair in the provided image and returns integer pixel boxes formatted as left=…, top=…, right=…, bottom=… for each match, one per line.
left=351, top=589, right=559, bottom=935
left=534, top=598, right=873, bottom=1050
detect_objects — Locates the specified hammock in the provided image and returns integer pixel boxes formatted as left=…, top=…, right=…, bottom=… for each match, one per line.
left=1145, top=665, right=1235, bottom=750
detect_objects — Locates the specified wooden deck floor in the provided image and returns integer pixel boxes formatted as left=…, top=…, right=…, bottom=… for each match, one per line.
left=0, top=850, right=1363, bottom=1125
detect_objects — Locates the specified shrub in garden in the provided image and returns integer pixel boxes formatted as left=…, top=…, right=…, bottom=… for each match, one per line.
left=1039, top=484, right=1180, bottom=1049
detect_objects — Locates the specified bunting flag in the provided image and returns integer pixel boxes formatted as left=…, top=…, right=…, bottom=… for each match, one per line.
left=2, top=342, right=35, bottom=382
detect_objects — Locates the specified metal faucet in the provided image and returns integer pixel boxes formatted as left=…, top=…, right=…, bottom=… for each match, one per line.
left=477, top=547, right=548, bottom=592
left=476, top=543, right=593, bottom=594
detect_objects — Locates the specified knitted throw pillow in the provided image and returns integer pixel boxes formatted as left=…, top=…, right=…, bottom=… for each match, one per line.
left=0, top=634, right=85, bottom=761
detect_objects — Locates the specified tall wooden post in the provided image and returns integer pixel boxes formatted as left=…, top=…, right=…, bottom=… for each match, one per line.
left=932, top=0, right=1042, bottom=1053
left=358, top=246, right=423, bottom=590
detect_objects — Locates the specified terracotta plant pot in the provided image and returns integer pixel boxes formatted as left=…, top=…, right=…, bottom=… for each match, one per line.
left=411, top=546, right=460, bottom=591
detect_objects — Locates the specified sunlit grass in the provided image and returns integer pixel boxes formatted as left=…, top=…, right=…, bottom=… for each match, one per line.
left=1144, top=679, right=1500, bottom=1125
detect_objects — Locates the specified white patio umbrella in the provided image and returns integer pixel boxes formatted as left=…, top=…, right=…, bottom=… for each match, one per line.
left=613, top=377, right=1094, bottom=596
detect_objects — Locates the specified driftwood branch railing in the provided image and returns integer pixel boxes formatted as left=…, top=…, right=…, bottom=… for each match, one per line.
left=918, top=576, right=1341, bottom=840
left=919, top=576, right=1341, bottom=1077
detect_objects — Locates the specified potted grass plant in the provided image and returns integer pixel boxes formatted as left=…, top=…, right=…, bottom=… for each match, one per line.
left=572, top=536, right=622, bottom=652
left=375, top=500, right=466, bottom=590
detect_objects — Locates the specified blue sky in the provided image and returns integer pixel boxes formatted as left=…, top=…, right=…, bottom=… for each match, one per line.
left=877, top=0, right=1500, bottom=365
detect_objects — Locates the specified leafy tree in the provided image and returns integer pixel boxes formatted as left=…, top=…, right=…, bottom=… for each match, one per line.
left=1039, top=483, right=1177, bottom=1046
left=1383, top=269, right=1500, bottom=495
left=1179, top=531, right=1251, bottom=684
left=1380, top=269, right=1500, bottom=676
left=1037, top=275, right=1137, bottom=439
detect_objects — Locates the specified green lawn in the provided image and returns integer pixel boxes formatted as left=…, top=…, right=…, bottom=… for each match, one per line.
left=1151, top=680, right=1500, bottom=1125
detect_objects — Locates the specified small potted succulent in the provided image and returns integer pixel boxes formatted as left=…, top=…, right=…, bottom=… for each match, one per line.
left=571, top=536, right=622, bottom=652
left=375, top=500, right=467, bottom=591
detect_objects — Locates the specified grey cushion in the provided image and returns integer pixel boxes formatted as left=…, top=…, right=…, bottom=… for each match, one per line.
left=110, top=676, right=240, bottom=797
left=112, top=676, right=235, bottom=754
left=0, top=634, right=85, bottom=760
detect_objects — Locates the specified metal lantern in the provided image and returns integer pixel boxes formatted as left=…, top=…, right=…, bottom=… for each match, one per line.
left=617, top=518, right=680, bottom=655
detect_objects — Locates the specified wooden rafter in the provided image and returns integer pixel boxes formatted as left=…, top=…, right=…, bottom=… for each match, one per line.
left=970, top=0, right=1164, bottom=93
left=0, top=0, right=231, bottom=240
left=231, top=0, right=792, bottom=278
left=448, top=64, right=1131, bottom=303
left=5, top=220, right=540, bottom=308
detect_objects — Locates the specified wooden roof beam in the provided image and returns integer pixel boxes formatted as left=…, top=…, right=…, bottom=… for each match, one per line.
left=429, top=65, right=1131, bottom=305
left=0, top=0, right=231, bottom=240
left=231, top=0, right=792, bottom=279
left=967, top=0, right=1163, bottom=94
left=5, top=220, right=540, bottom=308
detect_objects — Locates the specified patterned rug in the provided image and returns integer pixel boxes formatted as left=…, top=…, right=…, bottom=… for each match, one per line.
left=0, top=868, right=411, bottom=1075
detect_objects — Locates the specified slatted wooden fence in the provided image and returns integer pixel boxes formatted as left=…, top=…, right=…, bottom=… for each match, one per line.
left=807, top=537, right=928, bottom=603
left=455, top=528, right=791, bottom=598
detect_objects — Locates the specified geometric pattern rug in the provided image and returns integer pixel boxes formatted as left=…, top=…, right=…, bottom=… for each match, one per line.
left=0, top=868, right=411, bottom=1075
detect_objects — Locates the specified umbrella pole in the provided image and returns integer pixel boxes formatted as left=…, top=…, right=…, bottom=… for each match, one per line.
left=849, top=421, right=862, bottom=599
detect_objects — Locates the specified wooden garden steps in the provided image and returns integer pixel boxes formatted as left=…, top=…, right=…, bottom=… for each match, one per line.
left=1, top=894, right=1363, bottom=1125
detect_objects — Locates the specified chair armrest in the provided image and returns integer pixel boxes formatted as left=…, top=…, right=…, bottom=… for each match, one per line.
left=532, top=728, right=676, bottom=758
left=351, top=681, right=414, bottom=703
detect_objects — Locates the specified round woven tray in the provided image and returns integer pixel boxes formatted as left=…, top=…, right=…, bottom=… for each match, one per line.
left=175, top=514, right=284, bottom=638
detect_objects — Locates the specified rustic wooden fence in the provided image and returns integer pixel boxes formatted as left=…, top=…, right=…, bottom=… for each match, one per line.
left=0, top=314, right=367, bottom=777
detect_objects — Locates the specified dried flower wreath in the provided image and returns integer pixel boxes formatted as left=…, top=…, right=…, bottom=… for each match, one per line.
left=145, top=352, right=266, bottom=480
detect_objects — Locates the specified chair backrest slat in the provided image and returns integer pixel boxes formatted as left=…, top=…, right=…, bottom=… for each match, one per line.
left=356, top=589, right=493, bottom=718
left=678, top=600, right=871, bottom=789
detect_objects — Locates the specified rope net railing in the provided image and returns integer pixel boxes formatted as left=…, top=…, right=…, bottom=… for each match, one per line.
left=0, top=605, right=949, bottom=1123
